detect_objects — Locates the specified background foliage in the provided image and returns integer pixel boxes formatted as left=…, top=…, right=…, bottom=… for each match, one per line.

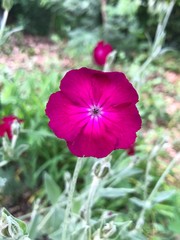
left=0, top=0, right=179, bottom=51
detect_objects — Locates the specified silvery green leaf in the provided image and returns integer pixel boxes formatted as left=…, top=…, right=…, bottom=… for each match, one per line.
left=38, top=205, right=64, bottom=235
left=18, top=236, right=31, bottom=240
left=114, top=221, right=132, bottom=240
left=153, top=190, right=176, bottom=203
left=110, top=168, right=142, bottom=186
left=28, top=200, right=41, bottom=239
left=118, top=220, right=132, bottom=232
left=71, top=225, right=88, bottom=240
left=15, top=144, right=29, bottom=158
left=130, top=197, right=146, bottom=207
left=103, top=50, right=117, bottom=72
left=48, top=228, right=62, bottom=240
left=99, top=188, right=135, bottom=198
left=3, top=26, right=23, bottom=39
left=44, top=172, right=61, bottom=204
left=0, top=159, right=8, bottom=167
left=127, top=230, right=147, bottom=240
left=0, top=208, right=28, bottom=239
left=0, top=177, right=6, bottom=188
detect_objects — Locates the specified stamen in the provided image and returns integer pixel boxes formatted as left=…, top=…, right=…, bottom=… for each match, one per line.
left=88, top=105, right=103, bottom=119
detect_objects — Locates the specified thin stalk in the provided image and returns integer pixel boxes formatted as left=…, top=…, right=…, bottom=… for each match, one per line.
left=85, top=175, right=101, bottom=240
left=100, top=0, right=107, bottom=26
left=0, top=10, right=9, bottom=40
left=143, top=143, right=164, bottom=199
left=143, top=155, right=153, bottom=200
left=85, top=176, right=100, bottom=225
left=11, top=134, right=18, bottom=149
left=28, top=199, right=40, bottom=239
left=103, top=50, right=117, bottom=72
left=135, top=153, right=180, bottom=231
left=133, top=0, right=175, bottom=88
left=162, top=0, right=175, bottom=32
left=20, top=198, right=67, bottom=221
left=85, top=156, right=111, bottom=239
left=85, top=156, right=111, bottom=229
left=148, top=153, right=179, bottom=200
left=153, top=0, right=175, bottom=51
left=20, top=206, right=50, bottom=221
left=0, top=9, right=9, bottom=115
left=100, top=0, right=107, bottom=39
left=37, top=207, right=56, bottom=231
left=62, top=157, right=83, bottom=240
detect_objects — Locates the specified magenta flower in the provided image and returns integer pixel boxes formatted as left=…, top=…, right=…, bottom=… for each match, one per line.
left=93, top=41, right=113, bottom=66
left=0, top=115, right=23, bottom=140
left=46, top=68, right=141, bottom=158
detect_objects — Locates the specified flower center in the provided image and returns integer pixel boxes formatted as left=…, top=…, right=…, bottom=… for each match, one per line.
left=92, top=107, right=100, bottom=115
left=88, top=105, right=103, bottom=119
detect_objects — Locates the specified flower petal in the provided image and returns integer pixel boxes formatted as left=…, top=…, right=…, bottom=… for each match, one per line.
left=45, top=91, right=90, bottom=141
left=60, top=68, right=138, bottom=108
left=60, top=68, right=95, bottom=107
left=97, top=71, right=139, bottom=107
left=0, top=115, right=23, bottom=140
left=67, top=104, right=141, bottom=157
left=67, top=117, right=117, bottom=158
left=0, top=123, right=6, bottom=137
left=102, top=104, right=142, bottom=149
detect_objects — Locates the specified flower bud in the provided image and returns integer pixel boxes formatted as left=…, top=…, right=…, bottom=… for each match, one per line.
left=2, top=137, right=9, bottom=153
left=93, top=41, right=113, bottom=66
left=0, top=208, right=28, bottom=239
left=64, top=171, right=71, bottom=182
left=2, top=0, right=13, bottom=11
left=11, top=119, right=20, bottom=137
left=93, top=221, right=117, bottom=239
left=93, top=156, right=111, bottom=179
left=64, top=171, right=71, bottom=195
left=102, top=221, right=117, bottom=238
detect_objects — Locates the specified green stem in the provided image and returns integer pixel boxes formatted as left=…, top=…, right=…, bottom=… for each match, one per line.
left=143, top=153, right=153, bottom=200
left=100, top=0, right=107, bottom=38
left=85, top=175, right=101, bottom=240
left=135, top=153, right=180, bottom=231
left=103, top=50, right=117, bottom=72
left=11, top=134, right=18, bottom=149
left=133, top=0, right=175, bottom=89
left=0, top=10, right=9, bottom=40
left=148, top=153, right=179, bottom=200
left=143, top=143, right=164, bottom=199
left=62, top=157, right=83, bottom=240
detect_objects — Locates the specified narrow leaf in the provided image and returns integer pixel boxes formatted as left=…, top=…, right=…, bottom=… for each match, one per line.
left=130, top=197, right=146, bottom=207
left=44, top=172, right=61, bottom=204
left=153, top=190, right=176, bottom=203
left=99, top=188, right=135, bottom=198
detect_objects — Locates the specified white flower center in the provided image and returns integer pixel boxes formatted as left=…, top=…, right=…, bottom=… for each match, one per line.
left=88, top=105, right=103, bottom=119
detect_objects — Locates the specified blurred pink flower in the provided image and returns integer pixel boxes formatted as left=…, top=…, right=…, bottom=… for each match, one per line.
left=46, top=68, right=141, bottom=158
left=93, top=41, right=113, bottom=66
left=0, top=115, right=23, bottom=140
